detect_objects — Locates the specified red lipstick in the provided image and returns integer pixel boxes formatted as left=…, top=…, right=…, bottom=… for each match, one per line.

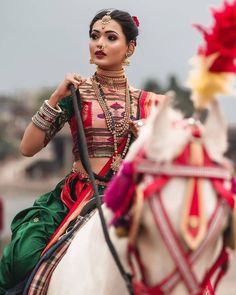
left=95, top=50, right=107, bottom=58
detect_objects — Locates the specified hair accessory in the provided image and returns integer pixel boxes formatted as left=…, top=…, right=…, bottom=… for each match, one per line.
left=101, top=10, right=112, bottom=28
left=186, top=0, right=236, bottom=110
left=132, top=16, right=140, bottom=28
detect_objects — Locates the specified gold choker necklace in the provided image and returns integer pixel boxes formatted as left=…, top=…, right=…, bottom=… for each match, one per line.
left=95, top=68, right=126, bottom=90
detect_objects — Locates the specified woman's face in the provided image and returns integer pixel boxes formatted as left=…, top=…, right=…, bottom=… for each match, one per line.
left=89, top=19, right=129, bottom=70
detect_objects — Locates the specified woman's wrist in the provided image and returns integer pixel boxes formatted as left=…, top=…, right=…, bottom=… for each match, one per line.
left=31, top=99, right=62, bottom=131
left=48, top=92, right=62, bottom=108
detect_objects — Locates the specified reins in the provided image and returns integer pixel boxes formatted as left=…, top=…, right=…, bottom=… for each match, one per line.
left=70, top=84, right=134, bottom=295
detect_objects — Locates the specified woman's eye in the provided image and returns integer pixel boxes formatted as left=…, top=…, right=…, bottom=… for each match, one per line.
left=91, top=34, right=98, bottom=40
left=108, top=35, right=117, bottom=41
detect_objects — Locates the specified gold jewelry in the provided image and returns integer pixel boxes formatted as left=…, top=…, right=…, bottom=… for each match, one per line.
left=97, top=44, right=105, bottom=50
left=91, top=74, right=132, bottom=172
left=96, top=68, right=125, bottom=77
left=101, top=10, right=112, bottom=29
left=72, top=163, right=108, bottom=186
left=89, top=58, right=95, bottom=64
left=123, top=53, right=131, bottom=66
left=95, top=68, right=127, bottom=90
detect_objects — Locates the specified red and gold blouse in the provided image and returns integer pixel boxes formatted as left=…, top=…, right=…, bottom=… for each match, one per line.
left=44, top=77, right=161, bottom=161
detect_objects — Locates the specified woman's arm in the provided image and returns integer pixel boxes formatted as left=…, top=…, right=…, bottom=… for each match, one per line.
left=20, top=73, right=84, bottom=157
left=20, top=122, right=47, bottom=156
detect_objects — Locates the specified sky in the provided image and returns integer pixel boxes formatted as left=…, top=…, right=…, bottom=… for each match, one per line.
left=1, top=0, right=235, bottom=122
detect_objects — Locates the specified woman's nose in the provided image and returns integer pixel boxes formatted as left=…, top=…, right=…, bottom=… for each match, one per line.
left=97, top=38, right=106, bottom=50
left=97, top=44, right=105, bottom=50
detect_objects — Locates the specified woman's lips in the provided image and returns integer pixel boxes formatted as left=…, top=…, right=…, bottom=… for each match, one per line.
left=95, top=51, right=107, bottom=58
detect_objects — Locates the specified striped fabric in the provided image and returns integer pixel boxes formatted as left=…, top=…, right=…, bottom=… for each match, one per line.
left=44, top=79, right=161, bottom=161
left=44, top=80, right=142, bottom=159
left=25, top=212, right=94, bottom=295
left=71, top=80, right=142, bottom=160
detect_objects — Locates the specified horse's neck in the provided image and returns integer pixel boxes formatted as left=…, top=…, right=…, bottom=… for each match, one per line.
left=138, top=177, right=227, bottom=294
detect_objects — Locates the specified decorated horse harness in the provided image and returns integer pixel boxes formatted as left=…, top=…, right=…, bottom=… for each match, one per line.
left=108, top=124, right=235, bottom=295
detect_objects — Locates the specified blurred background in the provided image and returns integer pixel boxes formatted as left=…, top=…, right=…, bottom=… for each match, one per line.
left=0, top=0, right=236, bottom=292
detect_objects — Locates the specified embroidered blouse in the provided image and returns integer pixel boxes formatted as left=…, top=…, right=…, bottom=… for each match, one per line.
left=44, top=78, right=159, bottom=161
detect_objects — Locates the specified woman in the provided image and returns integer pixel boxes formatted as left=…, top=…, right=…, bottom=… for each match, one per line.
left=0, top=9, right=163, bottom=293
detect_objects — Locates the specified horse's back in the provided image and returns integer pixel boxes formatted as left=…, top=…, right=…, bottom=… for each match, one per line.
left=47, top=209, right=129, bottom=295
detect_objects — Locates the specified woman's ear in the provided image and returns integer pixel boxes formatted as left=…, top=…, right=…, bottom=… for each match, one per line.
left=127, top=41, right=135, bottom=57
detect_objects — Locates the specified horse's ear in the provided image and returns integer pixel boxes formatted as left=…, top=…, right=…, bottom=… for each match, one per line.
left=145, top=92, right=191, bottom=162
left=125, top=93, right=172, bottom=162
left=203, top=100, right=228, bottom=163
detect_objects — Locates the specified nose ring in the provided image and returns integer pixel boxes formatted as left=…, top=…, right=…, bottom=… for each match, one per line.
left=98, top=44, right=105, bottom=50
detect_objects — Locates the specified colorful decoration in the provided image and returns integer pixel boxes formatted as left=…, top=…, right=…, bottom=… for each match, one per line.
left=187, top=0, right=236, bottom=109
left=132, top=16, right=140, bottom=27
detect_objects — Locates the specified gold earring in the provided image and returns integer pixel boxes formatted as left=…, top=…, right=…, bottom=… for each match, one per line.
left=89, top=58, right=95, bottom=64
left=123, top=54, right=130, bottom=66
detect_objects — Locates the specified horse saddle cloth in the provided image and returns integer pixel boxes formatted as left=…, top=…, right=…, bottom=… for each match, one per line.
left=6, top=209, right=96, bottom=295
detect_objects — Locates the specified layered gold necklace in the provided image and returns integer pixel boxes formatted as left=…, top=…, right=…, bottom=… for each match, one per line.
left=92, top=68, right=132, bottom=172
left=95, top=68, right=127, bottom=91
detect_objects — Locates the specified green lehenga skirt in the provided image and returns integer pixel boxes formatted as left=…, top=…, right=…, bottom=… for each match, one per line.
left=0, top=176, right=107, bottom=294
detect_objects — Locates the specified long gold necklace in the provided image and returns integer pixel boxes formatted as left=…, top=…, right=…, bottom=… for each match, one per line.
left=92, top=73, right=132, bottom=172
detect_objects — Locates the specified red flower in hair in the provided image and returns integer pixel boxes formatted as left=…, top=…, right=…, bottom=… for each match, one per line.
left=194, top=0, right=236, bottom=73
left=132, top=16, right=140, bottom=27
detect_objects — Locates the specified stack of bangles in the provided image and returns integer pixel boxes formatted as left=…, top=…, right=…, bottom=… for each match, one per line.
left=32, top=100, right=62, bottom=131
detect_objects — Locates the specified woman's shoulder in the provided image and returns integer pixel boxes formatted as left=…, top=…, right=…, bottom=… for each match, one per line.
left=142, top=91, right=165, bottom=103
left=131, top=88, right=166, bottom=118
left=130, top=86, right=165, bottom=102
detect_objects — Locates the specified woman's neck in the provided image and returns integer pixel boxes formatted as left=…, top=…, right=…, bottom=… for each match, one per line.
left=95, top=67, right=127, bottom=90
left=96, top=67, right=126, bottom=78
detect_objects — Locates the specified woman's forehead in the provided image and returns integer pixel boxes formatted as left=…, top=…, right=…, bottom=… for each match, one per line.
left=92, top=19, right=123, bottom=34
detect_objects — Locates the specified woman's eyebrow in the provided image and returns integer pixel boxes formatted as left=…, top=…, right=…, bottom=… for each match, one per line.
left=104, top=30, right=119, bottom=35
left=91, top=29, right=119, bottom=35
left=91, top=29, right=100, bottom=34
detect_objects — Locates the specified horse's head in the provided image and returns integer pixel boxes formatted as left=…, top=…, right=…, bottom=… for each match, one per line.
left=104, top=94, right=235, bottom=294
left=127, top=92, right=228, bottom=165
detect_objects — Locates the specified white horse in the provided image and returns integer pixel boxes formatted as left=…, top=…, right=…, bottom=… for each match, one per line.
left=46, top=96, right=235, bottom=295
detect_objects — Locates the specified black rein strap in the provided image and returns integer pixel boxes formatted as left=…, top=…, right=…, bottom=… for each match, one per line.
left=70, top=85, right=134, bottom=295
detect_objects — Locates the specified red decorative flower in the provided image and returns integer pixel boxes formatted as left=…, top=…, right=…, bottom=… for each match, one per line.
left=132, top=16, right=140, bottom=28
left=194, top=1, right=236, bottom=73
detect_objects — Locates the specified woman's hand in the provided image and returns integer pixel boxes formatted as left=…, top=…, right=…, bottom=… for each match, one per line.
left=49, top=73, right=85, bottom=107
left=129, top=119, right=145, bottom=137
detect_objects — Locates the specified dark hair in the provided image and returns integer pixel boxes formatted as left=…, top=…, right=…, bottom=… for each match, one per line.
left=89, top=9, right=139, bottom=44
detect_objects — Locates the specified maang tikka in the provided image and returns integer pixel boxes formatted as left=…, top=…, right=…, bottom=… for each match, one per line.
left=101, top=10, right=112, bottom=29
